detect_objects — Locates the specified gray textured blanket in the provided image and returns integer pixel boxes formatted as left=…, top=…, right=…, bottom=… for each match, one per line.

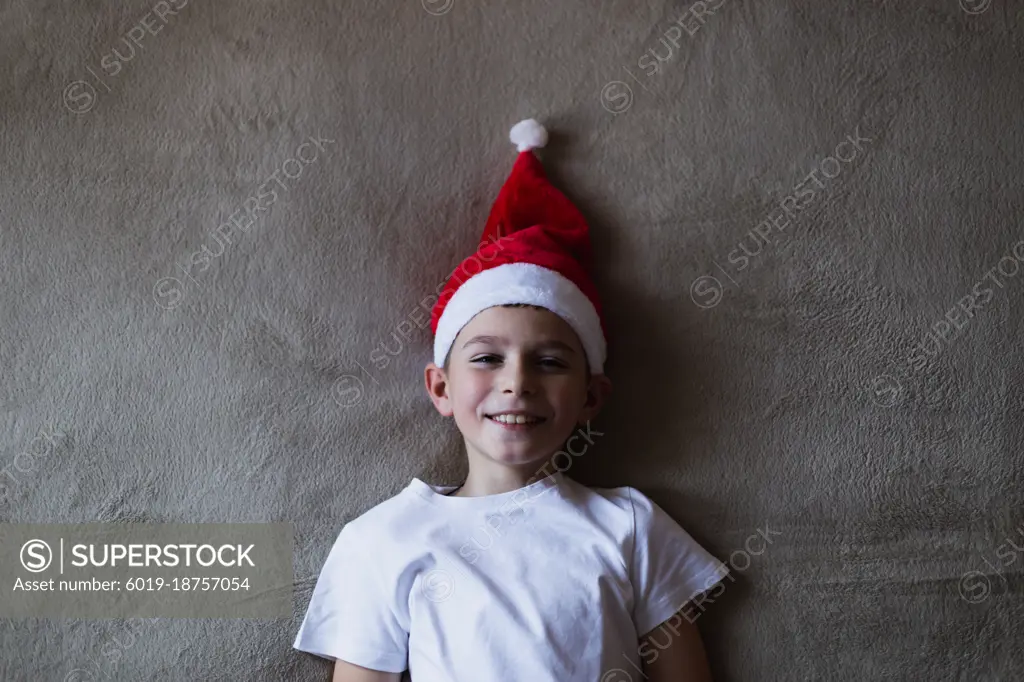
left=1, top=0, right=1021, bottom=679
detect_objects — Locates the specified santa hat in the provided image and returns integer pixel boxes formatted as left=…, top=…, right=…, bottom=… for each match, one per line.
left=429, top=118, right=607, bottom=375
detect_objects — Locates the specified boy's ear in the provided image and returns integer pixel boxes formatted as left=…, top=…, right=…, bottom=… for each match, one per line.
left=577, top=374, right=612, bottom=425
left=424, top=362, right=454, bottom=417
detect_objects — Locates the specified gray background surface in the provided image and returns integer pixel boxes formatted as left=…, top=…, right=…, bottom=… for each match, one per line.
left=2, top=0, right=1022, bottom=679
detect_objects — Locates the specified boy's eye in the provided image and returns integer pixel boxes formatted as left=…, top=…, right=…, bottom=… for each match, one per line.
left=472, top=355, right=500, bottom=365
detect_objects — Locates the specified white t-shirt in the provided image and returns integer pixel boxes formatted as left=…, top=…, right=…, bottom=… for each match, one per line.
left=293, top=471, right=728, bottom=681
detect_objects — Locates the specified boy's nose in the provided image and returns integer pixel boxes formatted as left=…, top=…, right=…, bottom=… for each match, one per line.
left=500, top=358, right=536, bottom=395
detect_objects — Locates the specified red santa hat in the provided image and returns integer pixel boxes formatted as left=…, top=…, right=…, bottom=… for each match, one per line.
left=429, top=118, right=607, bottom=375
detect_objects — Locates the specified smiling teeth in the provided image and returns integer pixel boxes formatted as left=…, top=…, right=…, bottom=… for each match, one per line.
left=490, top=414, right=542, bottom=424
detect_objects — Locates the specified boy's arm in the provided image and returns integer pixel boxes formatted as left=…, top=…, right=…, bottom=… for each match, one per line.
left=332, top=659, right=402, bottom=682
left=639, top=605, right=713, bottom=682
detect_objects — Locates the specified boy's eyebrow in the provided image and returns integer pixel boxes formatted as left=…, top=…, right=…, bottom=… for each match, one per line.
left=461, top=335, right=577, bottom=354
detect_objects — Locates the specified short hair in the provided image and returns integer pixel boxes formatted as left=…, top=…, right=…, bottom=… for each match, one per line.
left=442, top=304, right=592, bottom=383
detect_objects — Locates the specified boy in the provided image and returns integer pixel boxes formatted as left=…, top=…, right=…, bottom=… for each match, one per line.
left=294, top=119, right=729, bottom=681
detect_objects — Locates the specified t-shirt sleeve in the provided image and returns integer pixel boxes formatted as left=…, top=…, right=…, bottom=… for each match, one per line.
left=293, top=523, right=408, bottom=673
left=627, top=487, right=730, bottom=637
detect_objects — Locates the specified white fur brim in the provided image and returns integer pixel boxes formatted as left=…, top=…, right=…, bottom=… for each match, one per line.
left=434, top=262, right=605, bottom=374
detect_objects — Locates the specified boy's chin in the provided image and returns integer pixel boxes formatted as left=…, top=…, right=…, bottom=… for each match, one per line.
left=485, top=446, right=558, bottom=470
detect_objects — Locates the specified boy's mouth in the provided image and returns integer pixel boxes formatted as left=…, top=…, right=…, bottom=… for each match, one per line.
left=486, top=413, right=546, bottom=426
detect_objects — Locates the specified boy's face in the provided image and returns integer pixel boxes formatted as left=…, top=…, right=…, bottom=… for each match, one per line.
left=424, top=305, right=611, bottom=473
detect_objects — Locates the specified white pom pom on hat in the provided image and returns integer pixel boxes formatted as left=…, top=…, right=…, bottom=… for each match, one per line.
left=509, top=118, right=548, bottom=152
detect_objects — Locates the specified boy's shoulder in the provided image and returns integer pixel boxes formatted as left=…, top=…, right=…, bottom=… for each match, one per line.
left=563, top=477, right=633, bottom=507
left=565, top=480, right=683, bottom=536
left=563, top=476, right=646, bottom=510
left=335, top=479, right=429, bottom=540
left=549, top=477, right=662, bottom=535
